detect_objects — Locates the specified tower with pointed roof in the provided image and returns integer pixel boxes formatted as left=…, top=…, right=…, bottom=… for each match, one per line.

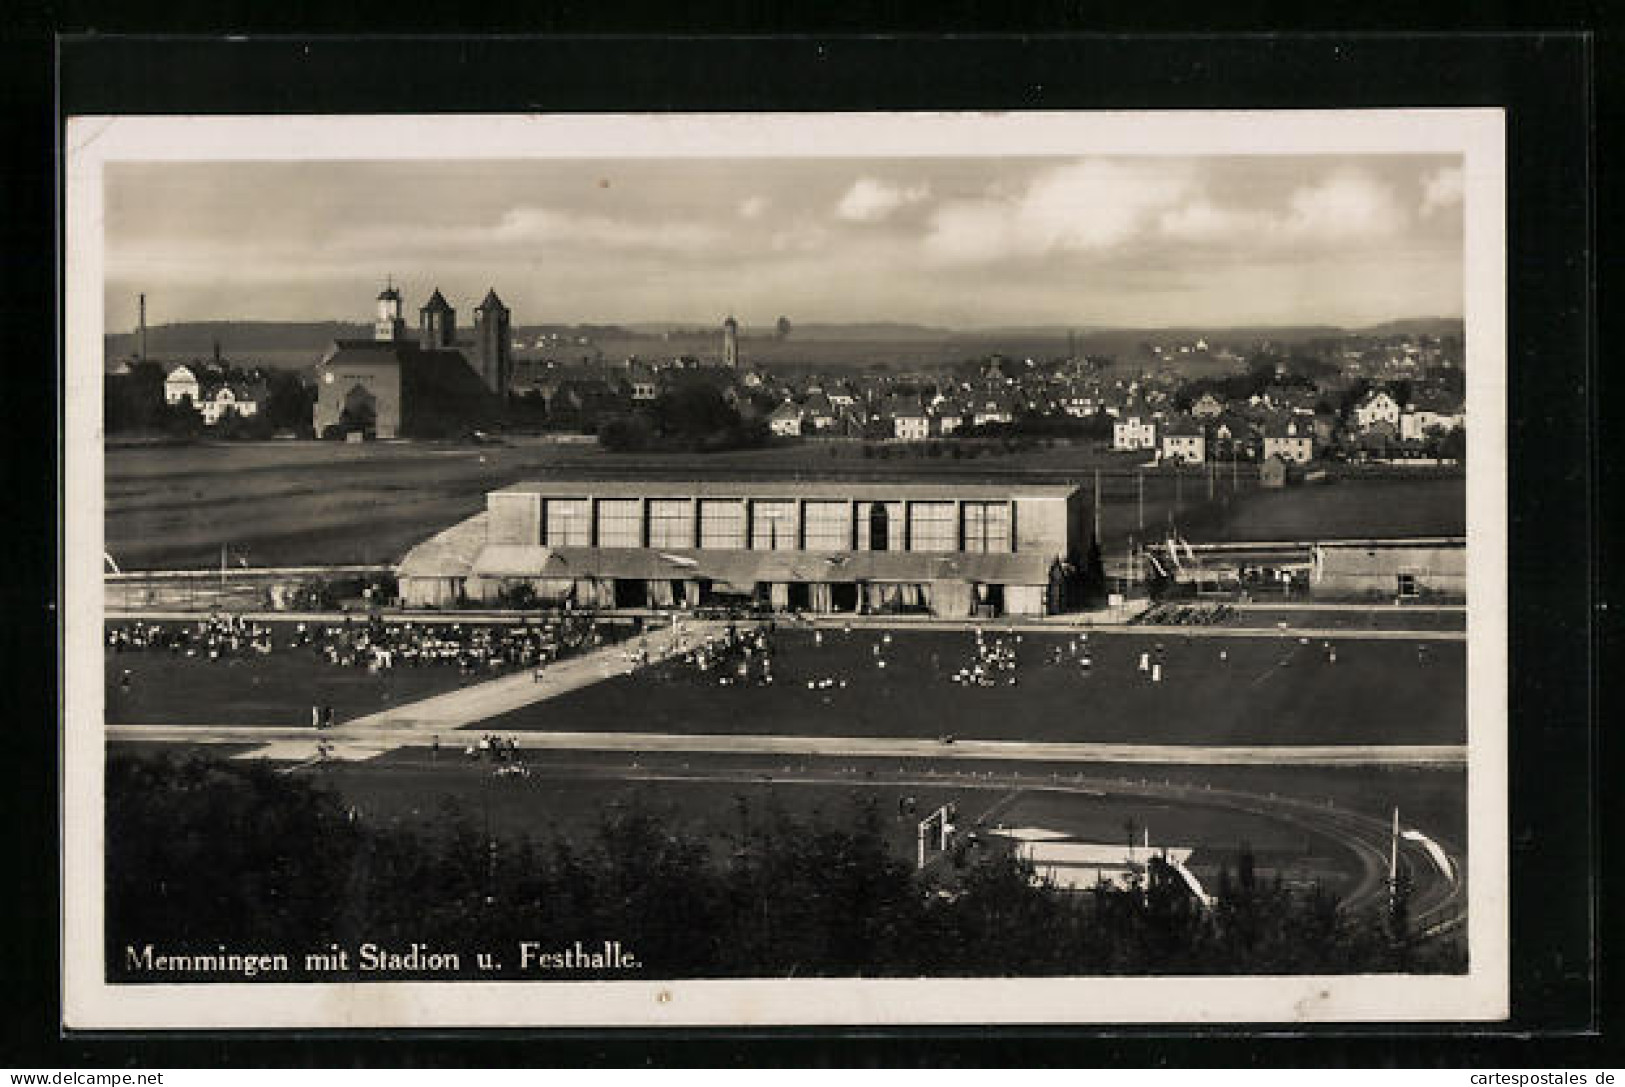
left=722, top=315, right=739, bottom=369
left=473, top=288, right=512, bottom=399
left=419, top=289, right=456, bottom=350
left=375, top=278, right=406, bottom=342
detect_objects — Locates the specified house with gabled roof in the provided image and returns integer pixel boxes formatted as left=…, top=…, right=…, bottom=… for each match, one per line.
left=1400, top=389, right=1465, bottom=441
left=1160, top=417, right=1206, bottom=464
left=767, top=401, right=805, bottom=438
left=1351, top=388, right=1403, bottom=431
left=1261, top=415, right=1314, bottom=464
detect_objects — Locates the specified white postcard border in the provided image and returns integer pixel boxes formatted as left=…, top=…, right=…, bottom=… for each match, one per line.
left=61, top=108, right=1508, bottom=1029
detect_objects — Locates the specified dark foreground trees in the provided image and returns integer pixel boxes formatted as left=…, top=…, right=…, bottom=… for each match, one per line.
left=105, top=752, right=1463, bottom=981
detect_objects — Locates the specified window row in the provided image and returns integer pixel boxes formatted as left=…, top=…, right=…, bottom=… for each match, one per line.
left=536, top=498, right=1012, bottom=552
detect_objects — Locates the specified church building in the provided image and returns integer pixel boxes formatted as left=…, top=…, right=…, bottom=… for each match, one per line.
left=312, top=282, right=512, bottom=439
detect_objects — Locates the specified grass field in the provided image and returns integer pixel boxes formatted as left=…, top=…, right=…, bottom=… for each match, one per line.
left=105, top=648, right=521, bottom=726
left=489, top=628, right=1465, bottom=746
left=1215, top=608, right=1466, bottom=631
left=105, top=440, right=1463, bottom=570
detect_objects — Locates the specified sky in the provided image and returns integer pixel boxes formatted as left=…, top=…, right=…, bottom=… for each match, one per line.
left=104, top=155, right=1465, bottom=333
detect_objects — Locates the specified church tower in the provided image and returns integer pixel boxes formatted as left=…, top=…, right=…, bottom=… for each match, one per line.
left=722, top=315, right=739, bottom=369
left=473, top=288, right=512, bottom=398
left=419, top=289, right=456, bottom=350
left=374, top=278, right=406, bottom=342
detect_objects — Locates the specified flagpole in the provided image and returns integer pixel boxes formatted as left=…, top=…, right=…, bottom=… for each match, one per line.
left=1093, top=468, right=1101, bottom=543
left=1388, top=806, right=1400, bottom=911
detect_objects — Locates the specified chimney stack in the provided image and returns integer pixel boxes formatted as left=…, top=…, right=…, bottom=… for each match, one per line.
left=138, top=294, right=147, bottom=362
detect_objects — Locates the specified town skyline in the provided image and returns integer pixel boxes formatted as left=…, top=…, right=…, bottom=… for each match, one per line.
left=104, top=154, right=1466, bottom=334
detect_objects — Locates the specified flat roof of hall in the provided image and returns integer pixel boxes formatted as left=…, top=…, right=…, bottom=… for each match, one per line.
left=492, top=478, right=1081, bottom=500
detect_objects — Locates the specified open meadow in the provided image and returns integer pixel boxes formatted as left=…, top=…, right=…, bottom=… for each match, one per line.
left=106, top=439, right=1464, bottom=571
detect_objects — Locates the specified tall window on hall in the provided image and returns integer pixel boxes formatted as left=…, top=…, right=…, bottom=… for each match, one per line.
left=908, top=502, right=957, bottom=552
left=543, top=498, right=591, bottom=547
left=751, top=500, right=797, bottom=551
left=856, top=501, right=904, bottom=551
left=647, top=499, right=694, bottom=549
left=698, top=499, right=747, bottom=549
left=963, top=501, right=1011, bottom=553
left=802, top=501, right=850, bottom=551
left=595, top=499, right=642, bottom=548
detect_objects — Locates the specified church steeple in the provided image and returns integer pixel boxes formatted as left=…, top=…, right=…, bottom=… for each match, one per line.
left=474, top=288, right=512, bottom=399
left=374, top=276, right=406, bottom=342
left=419, top=288, right=456, bottom=349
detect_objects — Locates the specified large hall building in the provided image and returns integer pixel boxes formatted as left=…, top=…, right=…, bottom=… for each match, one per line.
left=398, top=478, right=1089, bottom=617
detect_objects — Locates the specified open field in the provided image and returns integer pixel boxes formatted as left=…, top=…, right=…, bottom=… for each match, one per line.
left=490, top=628, right=1464, bottom=746
left=105, top=441, right=1463, bottom=571
left=106, top=649, right=524, bottom=727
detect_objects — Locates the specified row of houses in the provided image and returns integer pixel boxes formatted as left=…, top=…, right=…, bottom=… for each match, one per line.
left=1110, top=386, right=1465, bottom=465
left=160, top=363, right=270, bottom=426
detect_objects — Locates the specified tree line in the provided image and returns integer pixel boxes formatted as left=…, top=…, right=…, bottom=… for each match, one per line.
left=106, top=752, right=1463, bottom=982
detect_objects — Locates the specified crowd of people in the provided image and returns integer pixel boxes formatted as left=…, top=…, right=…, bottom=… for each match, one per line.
left=107, top=614, right=276, bottom=659
left=107, top=613, right=621, bottom=677
left=668, top=621, right=780, bottom=688
left=949, top=629, right=1023, bottom=687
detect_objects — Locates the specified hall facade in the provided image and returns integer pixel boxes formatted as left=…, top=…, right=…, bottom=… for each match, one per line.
left=398, top=478, right=1089, bottom=617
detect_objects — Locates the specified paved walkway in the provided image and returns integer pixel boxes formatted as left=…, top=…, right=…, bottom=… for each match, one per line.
left=227, top=618, right=726, bottom=759
left=104, top=721, right=1465, bottom=768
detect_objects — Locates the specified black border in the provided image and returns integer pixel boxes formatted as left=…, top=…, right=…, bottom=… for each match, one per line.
left=2, top=30, right=1606, bottom=1067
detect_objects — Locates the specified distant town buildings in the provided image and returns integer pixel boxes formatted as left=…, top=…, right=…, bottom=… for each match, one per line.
left=108, top=286, right=1466, bottom=464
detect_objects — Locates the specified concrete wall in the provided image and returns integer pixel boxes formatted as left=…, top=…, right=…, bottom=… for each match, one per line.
left=487, top=492, right=541, bottom=546
left=1315, top=544, right=1466, bottom=598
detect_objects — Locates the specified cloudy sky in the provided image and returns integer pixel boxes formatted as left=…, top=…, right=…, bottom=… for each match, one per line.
left=104, top=155, right=1464, bottom=332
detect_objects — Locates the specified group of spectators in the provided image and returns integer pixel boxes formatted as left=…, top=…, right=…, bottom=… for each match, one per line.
left=108, top=613, right=621, bottom=677
left=107, top=614, right=275, bottom=659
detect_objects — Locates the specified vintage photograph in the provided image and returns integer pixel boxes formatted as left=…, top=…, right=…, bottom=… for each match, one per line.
left=61, top=110, right=1508, bottom=1028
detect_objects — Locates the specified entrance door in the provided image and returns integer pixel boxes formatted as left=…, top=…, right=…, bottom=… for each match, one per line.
left=340, top=384, right=378, bottom=437
left=829, top=583, right=859, bottom=612
left=787, top=581, right=811, bottom=610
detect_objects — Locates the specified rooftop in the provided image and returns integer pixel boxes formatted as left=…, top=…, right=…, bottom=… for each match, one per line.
left=492, top=478, right=1081, bottom=501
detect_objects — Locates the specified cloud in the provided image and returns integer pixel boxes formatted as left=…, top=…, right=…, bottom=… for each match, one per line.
left=738, top=195, right=768, bottom=219
left=1156, top=172, right=1410, bottom=248
left=768, top=220, right=830, bottom=253
left=1420, top=166, right=1464, bottom=216
left=1157, top=200, right=1269, bottom=244
left=1277, top=173, right=1408, bottom=241
left=491, top=207, right=721, bottom=250
left=923, top=160, right=1193, bottom=261
left=836, top=178, right=931, bottom=222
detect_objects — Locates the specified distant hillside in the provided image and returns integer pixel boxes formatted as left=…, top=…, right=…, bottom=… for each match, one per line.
left=105, top=321, right=370, bottom=368
left=105, top=316, right=1465, bottom=373
left=1356, top=317, right=1464, bottom=339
